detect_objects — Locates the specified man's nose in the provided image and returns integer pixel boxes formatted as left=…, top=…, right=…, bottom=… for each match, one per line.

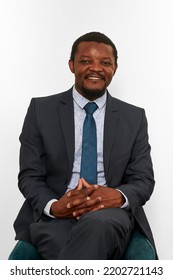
left=89, top=62, right=103, bottom=72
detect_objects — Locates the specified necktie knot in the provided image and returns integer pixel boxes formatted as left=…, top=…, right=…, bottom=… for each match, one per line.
left=84, top=102, right=98, bottom=115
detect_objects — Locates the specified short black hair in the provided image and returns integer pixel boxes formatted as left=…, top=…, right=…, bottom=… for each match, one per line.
left=70, top=31, right=118, bottom=64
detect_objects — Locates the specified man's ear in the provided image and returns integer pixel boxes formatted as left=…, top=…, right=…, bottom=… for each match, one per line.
left=113, top=63, right=118, bottom=75
left=68, top=59, right=75, bottom=73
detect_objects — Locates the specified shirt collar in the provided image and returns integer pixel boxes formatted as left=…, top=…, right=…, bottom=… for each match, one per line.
left=72, top=86, right=107, bottom=110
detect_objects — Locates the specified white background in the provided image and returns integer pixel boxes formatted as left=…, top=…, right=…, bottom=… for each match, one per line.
left=0, top=0, right=173, bottom=260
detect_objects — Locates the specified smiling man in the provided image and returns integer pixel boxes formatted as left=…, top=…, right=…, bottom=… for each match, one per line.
left=13, top=32, right=157, bottom=259
left=69, top=40, right=117, bottom=100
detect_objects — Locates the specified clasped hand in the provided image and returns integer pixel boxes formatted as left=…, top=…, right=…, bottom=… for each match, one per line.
left=50, top=178, right=125, bottom=219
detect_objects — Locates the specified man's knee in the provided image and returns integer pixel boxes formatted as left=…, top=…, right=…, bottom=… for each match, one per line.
left=77, top=208, right=132, bottom=234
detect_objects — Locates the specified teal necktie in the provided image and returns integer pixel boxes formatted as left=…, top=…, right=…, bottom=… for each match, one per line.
left=80, top=102, right=98, bottom=184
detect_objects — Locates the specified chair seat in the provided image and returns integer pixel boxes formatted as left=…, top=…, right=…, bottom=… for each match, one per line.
left=122, top=229, right=156, bottom=260
left=9, top=229, right=156, bottom=260
left=9, top=239, right=42, bottom=260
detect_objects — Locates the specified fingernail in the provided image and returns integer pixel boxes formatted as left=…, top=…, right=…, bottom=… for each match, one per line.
left=73, top=212, right=76, bottom=216
left=67, top=203, right=71, bottom=208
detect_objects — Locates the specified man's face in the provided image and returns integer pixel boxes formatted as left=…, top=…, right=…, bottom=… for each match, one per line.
left=69, top=41, right=117, bottom=100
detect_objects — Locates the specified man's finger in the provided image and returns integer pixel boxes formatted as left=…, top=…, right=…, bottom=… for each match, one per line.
left=81, top=178, right=95, bottom=188
left=72, top=196, right=102, bottom=211
left=73, top=202, right=104, bottom=217
left=82, top=186, right=97, bottom=196
left=76, top=179, right=83, bottom=190
left=67, top=195, right=100, bottom=209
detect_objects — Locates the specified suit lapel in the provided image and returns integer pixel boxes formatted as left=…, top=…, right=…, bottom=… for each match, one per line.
left=57, top=89, right=75, bottom=172
left=104, top=93, right=119, bottom=183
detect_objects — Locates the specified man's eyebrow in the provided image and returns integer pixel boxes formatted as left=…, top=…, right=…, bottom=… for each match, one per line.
left=79, top=55, right=112, bottom=59
left=102, top=57, right=112, bottom=60
left=79, top=55, right=90, bottom=58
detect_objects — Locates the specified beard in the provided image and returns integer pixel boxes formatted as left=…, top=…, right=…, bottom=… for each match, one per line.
left=80, top=86, right=106, bottom=101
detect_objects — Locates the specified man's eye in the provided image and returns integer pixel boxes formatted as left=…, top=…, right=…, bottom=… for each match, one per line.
left=80, top=60, right=90, bottom=64
left=102, top=61, right=112, bottom=66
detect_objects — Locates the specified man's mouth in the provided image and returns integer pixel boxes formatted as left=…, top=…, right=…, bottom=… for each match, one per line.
left=85, top=74, right=104, bottom=80
left=88, top=77, right=102, bottom=80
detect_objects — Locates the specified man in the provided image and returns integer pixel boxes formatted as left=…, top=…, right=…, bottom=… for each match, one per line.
left=14, top=32, right=156, bottom=259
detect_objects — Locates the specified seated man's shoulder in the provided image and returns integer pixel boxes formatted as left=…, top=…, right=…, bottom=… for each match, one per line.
left=114, top=97, right=143, bottom=112
left=110, top=96, right=145, bottom=123
left=32, top=88, right=72, bottom=105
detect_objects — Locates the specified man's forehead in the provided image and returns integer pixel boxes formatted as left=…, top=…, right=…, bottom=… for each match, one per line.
left=78, top=41, right=112, bottom=48
left=76, top=41, right=114, bottom=55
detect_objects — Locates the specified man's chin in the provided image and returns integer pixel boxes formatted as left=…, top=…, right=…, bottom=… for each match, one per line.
left=81, top=87, right=106, bottom=101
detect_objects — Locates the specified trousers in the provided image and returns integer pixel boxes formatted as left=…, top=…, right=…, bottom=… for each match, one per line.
left=30, top=208, right=134, bottom=260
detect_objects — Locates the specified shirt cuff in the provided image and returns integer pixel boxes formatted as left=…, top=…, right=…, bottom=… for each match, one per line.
left=44, top=199, right=58, bottom=218
left=116, top=189, right=130, bottom=209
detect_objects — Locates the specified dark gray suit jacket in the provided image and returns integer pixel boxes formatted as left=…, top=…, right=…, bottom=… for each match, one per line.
left=14, top=88, right=156, bottom=250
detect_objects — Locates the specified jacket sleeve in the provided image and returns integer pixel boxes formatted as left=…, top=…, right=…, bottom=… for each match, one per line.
left=18, top=98, right=59, bottom=218
left=117, top=109, right=155, bottom=214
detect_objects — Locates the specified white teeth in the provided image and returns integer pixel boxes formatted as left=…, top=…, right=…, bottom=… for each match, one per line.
left=88, top=77, right=101, bottom=80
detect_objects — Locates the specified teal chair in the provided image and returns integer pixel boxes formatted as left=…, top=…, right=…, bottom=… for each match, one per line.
left=8, top=229, right=156, bottom=260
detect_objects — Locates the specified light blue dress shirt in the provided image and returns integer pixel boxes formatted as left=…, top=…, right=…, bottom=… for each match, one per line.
left=67, top=87, right=107, bottom=191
